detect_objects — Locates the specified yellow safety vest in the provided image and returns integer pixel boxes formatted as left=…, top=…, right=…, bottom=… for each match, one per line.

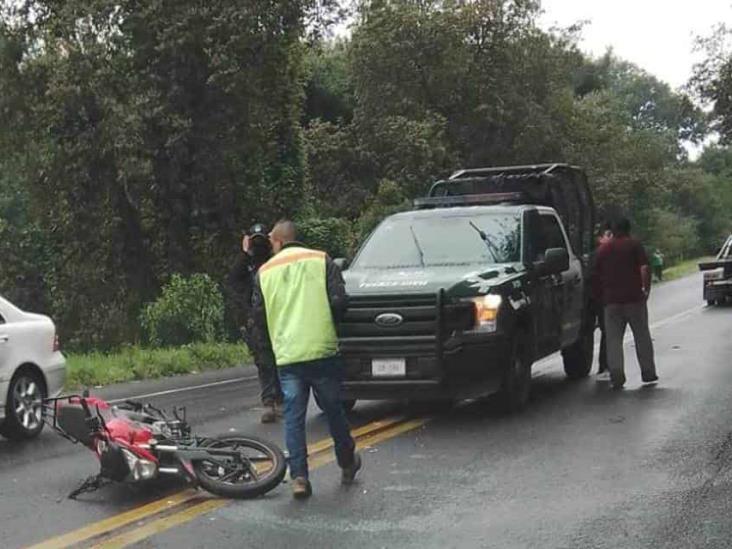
left=259, top=246, right=338, bottom=366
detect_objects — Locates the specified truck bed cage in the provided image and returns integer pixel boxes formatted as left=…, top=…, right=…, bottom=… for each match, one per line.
left=421, top=163, right=596, bottom=257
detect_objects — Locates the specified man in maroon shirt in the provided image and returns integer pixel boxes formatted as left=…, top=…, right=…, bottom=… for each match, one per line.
left=594, top=217, right=658, bottom=389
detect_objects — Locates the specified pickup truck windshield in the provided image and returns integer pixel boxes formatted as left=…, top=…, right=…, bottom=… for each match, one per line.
left=353, top=212, right=521, bottom=269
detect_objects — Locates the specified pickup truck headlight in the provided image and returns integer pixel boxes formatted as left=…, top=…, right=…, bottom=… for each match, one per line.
left=704, top=268, right=725, bottom=282
left=467, top=294, right=502, bottom=333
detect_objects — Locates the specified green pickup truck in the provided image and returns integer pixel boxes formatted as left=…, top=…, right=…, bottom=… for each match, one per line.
left=337, top=164, right=596, bottom=412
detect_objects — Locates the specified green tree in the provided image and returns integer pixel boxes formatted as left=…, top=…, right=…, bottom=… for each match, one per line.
left=1, top=0, right=320, bottom=348
left=690, top=24, right=732, bottom=142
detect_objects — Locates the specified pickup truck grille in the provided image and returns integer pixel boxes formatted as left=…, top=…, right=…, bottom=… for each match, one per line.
left=339, top=293, right=474, bottom=349
left=338, top=292, right=474, bottom=381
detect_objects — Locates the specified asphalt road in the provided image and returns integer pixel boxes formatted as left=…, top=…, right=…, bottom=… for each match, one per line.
left=2, top=272, right=730, bottom=548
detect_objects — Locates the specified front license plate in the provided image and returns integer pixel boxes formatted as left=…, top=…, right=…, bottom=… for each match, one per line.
left=372, top=358, right=406, bottom=377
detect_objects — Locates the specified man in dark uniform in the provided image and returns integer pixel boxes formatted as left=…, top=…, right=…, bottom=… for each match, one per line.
left=227, top=223, right=283, bottom=423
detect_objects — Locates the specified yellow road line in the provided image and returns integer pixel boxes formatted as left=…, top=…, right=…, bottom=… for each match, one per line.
left=96, top=417, right=430, bottom=548
left=306, top=415, right=407, bottom=455
left=309, top=417, right=428, bottom=469
left=88, top=499, right=226, bottom=549
left=29, top=414, right=428, bottom=549
left=26, top=489, right=200, bottom=549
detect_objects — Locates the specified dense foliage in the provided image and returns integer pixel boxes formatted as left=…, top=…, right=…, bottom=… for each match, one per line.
left=1, top=0, right=731, bottom=349
left=140, top=273, right=224, bottom=347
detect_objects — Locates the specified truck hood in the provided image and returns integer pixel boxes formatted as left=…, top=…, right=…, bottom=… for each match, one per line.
left=344, top=264, right=523, bottom=297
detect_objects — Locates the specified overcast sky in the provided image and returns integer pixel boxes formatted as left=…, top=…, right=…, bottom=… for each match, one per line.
left=539, top=0, right=732, bottom=89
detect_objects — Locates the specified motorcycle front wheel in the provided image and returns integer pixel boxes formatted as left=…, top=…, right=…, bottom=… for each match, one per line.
left=193, top=435, right=286, bottom=499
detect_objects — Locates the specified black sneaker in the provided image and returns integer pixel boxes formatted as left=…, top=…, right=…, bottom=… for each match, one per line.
left=642, top=375, right=659, bottom=384
left=260, top=404, right=277, bottom=424
left=341, top=453, right=362, bottom=486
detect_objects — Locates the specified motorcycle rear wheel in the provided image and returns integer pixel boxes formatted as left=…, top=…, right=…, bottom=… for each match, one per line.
left=193, top=435, right=286, bottom=499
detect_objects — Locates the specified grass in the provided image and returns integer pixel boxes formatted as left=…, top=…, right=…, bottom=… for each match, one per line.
left=65, top=342, right=251, bottom=389
left=661, top=256, right=714, bottom=282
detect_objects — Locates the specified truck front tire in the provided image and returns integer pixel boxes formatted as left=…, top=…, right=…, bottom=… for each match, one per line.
left=562, top=323, right=594, bottom=379
left=499, top=334, right=532, bottom=413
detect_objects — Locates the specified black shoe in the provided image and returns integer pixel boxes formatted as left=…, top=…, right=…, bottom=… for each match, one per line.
left=341, top=453, right=362, bottom=486
left=260, top=404, right=277, bottom=424
left=642, top=375, right=659, bottom=384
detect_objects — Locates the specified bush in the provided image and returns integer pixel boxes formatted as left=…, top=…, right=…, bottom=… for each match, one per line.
left=140, top=274, right=225, bottom=347
left=297, top=217, right=354, bottom=258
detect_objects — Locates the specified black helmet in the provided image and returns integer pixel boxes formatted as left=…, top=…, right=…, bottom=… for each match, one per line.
left=248, top=223, right=269, bottom=240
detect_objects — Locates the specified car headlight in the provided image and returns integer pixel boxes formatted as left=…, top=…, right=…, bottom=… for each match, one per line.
left=704, top=268, right=725, bottom=282
left=467, top=294, right=502, bottom=333
left=121, top=448, right=158, bottom=481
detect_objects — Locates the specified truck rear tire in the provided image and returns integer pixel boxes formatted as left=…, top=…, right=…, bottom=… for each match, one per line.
left=499, top=334, right=532, bottom=413
left=562, top=323, right=594, bottom=379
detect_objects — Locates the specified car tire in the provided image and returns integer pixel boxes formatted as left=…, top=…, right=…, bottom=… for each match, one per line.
left=0, top=368, right=46, bottom=440
left=562, top=321, right=594, bottom=379
left=499, top=334, right=532, bottom=413
left=707, top=299, right=717, bottom=307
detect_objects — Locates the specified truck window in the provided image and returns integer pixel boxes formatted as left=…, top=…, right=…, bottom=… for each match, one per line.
left=541, top=214, right=567, bottom=250
left=529, top=214, right=568, bottom=262
left=352, top=212, right=521, bottom=269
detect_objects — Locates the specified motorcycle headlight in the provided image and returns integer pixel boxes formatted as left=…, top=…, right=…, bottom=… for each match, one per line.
left=466, top=294, right=502, bottom=333
left=704, top=268, right=725, bottom=282
left=121, top=448, right=158, bottom=481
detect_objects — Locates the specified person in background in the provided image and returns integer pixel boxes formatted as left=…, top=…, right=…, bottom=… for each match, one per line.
left=252, top=220, right=361, bottom=500
left=651, top=249, right=665, bottom=282
left=227, top=223, right=283, bottom=423
left=592, top=222, right=613, bottom=379
left=594, top=217, right=659, bottom=390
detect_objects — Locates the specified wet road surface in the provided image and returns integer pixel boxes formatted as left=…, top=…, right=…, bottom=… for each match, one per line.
left=2, top=272, right=730, bottom=548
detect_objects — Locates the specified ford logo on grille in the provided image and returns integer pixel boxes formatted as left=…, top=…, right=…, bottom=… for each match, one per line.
left=374, top=313, right=404, bottom=327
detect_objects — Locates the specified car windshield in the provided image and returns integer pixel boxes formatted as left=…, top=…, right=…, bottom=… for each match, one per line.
left=352, top=212, right=521, bottom=269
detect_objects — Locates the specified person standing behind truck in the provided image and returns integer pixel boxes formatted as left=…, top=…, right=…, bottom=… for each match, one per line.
left=252, top=220, right=361, bottom=500
left=651, top=249, right=665, bottom=282
left=592, top=223, right=613, bottom=378
left=227, top=224, right=283, bottom=424
left=594, top=217, right=659, bottom=390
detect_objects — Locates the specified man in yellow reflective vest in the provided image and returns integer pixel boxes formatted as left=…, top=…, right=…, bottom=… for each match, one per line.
left=252, top=220, right=361, bottom=499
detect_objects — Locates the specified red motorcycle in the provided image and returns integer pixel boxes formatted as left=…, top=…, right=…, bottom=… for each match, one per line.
left=43, top=393, right=287, bottom=500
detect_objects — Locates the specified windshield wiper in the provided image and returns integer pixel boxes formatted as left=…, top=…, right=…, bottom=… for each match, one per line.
left=409, top=225, right=426, bottom=268
left=469, top=220, right=499, bottom=262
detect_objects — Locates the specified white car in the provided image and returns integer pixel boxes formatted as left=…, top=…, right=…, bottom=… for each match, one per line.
left=0, top=295, right=65, bottom=439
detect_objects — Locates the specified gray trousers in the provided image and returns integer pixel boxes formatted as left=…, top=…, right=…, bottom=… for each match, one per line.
left=604, top=301, right=657, bottom=387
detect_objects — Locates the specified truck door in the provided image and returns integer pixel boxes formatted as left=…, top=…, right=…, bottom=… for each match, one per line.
left=524, top=211, right=562, bottom=356
left=538, top=213, right=582, bottom=348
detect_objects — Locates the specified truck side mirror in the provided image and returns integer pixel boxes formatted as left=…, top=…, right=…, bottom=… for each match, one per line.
left=334, top=257, right=349, bottom=270
left=535, top=247, right=569, bottom=276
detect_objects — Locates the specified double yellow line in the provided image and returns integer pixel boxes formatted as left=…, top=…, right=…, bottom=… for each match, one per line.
left=29, top=415, right=429, bottom=549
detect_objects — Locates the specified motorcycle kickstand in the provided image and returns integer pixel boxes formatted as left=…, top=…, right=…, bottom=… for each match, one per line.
left=67, top=474, right=111, bottom=500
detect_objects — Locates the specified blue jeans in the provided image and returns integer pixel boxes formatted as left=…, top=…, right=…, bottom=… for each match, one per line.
left=279, top=356, right=355, bottom=480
